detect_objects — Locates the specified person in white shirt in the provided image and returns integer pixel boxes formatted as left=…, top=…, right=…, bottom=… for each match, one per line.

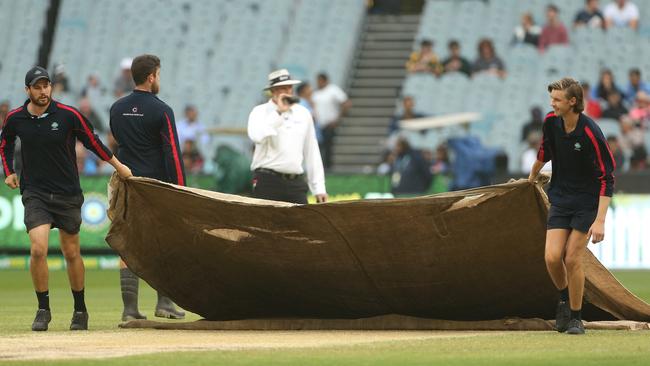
left=312, top=72, right=351, bottom=170
left=177, top=104, right=210, bottom=152
left=604, top=0, right=639, bottom=30
left=248, top=69, right=327, bottom=204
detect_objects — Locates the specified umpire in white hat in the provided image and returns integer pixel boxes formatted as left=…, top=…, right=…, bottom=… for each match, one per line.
left=247, top=69, right=327, bottom=203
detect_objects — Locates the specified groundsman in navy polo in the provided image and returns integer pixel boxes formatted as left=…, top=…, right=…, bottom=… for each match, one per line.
left=0, top=66, right=133, bottom=331
left=529, top=77, right=615, bottom=336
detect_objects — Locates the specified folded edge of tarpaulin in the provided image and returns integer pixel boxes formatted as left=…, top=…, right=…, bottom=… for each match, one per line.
left=106, top=174, right=650, bottom=322
left=118, top=316, right=650, bottom=331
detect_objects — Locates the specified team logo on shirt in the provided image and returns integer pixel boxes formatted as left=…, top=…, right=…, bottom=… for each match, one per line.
left=574, top=142, right=582, bottom=151
left=51, top=122, right=59, bottom=131
left=132, top=107, right=138, bottom=113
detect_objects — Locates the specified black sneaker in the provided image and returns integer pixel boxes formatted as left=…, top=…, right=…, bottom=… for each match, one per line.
left=555, top=300, right=571, bottom=332
left=566, top=318, right=585, bottom=335
left=32, top=309, right=51, bottom=331
left=70, top=311, right=89, bottom=330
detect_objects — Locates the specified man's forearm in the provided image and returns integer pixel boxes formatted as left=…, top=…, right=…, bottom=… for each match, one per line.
left=595, top=196, right=611, bottom=223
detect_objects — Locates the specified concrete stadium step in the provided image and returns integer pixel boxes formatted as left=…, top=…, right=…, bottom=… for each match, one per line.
left=364, top=32, right=416, bottom=42
left=335, top=144, right=385, bottom=155
left=338, top=125, right=389, bottom=135
left=359, top=50, right=412, bottom=59
left=347, top=106, right=395, bottom=117
left=354, top=69, right=406, bottom=79
left=347, top=98, right=395, bottom=108
left=367, top=23, right=419, bottom=33
left=336, top=136, right=386, bottom=145
left=351, top=78, right=403, bottom=88
left=349, top=88, right=400, bottom=98
left=342, top=117, right=392, bottom=126
left=356, top=59, right=408, bottom=69
left=362, top=42, right=413, bottom=51
left=367, top=15, right=420, bottom=24
left=332, top=154, right=383, bottom=165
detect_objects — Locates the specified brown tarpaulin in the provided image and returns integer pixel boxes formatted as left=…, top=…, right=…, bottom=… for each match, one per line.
left=106, top=176, right=650, bottom=324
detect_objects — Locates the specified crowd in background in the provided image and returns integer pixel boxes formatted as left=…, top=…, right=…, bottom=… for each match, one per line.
left=1, top=0, right=648, bottom=197
left=389, top=0, right=648, bottom=195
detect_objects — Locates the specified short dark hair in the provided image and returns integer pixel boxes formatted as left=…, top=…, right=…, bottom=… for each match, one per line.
left=448, top=40, right=460, bottom=49
left=547, top=4, right=559, bottom=13
left=317, top=72, right=329, bottom=81
left=420, top=39, right=433, bottom=48
left=630, top=68, right=641, bottom=77
left=131, top=54, right=160, bottom=85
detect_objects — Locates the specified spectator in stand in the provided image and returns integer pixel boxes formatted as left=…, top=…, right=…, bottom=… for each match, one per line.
left=606, top=135, right=625, bottom=171
left=297, top=82, right=322, bottom=144
left=574, top=0, right=606, bottom=29
left=442, top=40, right=472, bottom=77
left=602, top=92, right=628, bottom=120
left=628, top=91, right=650, bottom=125
left=512, top=12, right=541, bottom=47
left=539, top=4, right=569, bottom=52
left=582, top=82, right=602, bottom=118
left=592, top=69, right=623, bottom=103
left=113, top=58, right=135, bottom=98
left=406, top=39, right=444, bottom=76
left=52, top=63, right=70, bottom=94
left=80, top=74, right=106, bottom=105
left=472, top=38, right=506, bottom=78
left=619, top=115, right=647, bottom=170
left=176, top=105, right=209, bottom=151
left=522, top=131, right=552, bottom=173
left=78, top=97, right=106, bottom=133
left=430, top=143, right=450, bottom=176
left=521, top=106, right=544, bottom=142
left=181, top=140, right=204, bottom=174
left=624, top=68, right=650, bottom=105
left=0, top=100, right=9, bottom=125
left=312, top=72, right=351, bottom=170
left=388, top=136, right=432, bottom=195
left=389, top=96, right=425, bottom=134
left=604, top=0, right=639, bottom=30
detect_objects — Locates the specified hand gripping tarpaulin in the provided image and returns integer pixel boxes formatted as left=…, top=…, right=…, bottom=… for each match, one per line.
left=106, top=175, right=650, bottom=324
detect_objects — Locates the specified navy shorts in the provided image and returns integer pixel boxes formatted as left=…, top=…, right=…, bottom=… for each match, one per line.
left=22, top=190, right=84, bottom=234
left=547, top=205, right=598, bottom=234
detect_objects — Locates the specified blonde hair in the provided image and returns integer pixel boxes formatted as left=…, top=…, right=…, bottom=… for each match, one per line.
left=547, top=77, right=584, bottom=113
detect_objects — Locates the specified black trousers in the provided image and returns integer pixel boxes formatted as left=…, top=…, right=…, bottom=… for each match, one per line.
left=252, top=171, right=309, bottom=204
left=320, top=125, right=336, bottom=170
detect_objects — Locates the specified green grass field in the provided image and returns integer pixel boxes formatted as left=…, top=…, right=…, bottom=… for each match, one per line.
left=1, top=269, right=649, bottom=365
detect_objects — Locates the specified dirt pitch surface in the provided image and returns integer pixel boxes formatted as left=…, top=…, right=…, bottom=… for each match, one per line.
left=0, top=330, right=495, bottom=361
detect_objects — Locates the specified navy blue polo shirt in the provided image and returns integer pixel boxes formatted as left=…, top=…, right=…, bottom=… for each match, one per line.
left=537, top=111, right=615, bottom=209
left=109, top=90, right=185, bottom=185
left=0, top=100, right=113, bottom=195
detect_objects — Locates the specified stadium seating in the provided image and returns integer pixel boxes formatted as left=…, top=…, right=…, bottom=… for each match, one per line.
left=404, top=0, right=650, bottom=172
left=0, top=0, right=49, bottom=107
left=46, top=0, right=365, bottom=128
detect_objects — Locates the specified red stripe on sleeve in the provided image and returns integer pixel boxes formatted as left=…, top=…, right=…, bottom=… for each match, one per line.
left=0, top=138, right=10, bottom=176
left=57, top=103, right=111, bottom=161
left=164, top=112, right=184, bottom=186
left=0, top=107, right=23, bottom=175
left=584, top=127, right=607, bottom=196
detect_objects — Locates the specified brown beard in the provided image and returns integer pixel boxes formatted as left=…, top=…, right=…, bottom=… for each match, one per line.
left=30, top=94, right=51, bottom=107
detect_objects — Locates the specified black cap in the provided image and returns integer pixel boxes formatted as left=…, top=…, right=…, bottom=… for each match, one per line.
left=25, top=66, right=51, bottom=86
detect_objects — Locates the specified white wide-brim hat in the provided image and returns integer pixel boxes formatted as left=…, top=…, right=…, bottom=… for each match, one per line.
left=264, top=69, right=301, bottom=90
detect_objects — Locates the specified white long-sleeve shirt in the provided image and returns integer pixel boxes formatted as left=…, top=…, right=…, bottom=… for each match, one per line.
left=247, top=99, right=326, bottom=195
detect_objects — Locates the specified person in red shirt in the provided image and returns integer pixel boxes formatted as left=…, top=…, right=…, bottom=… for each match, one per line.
left=539, top=4, right=570, bottom=52
left=582, top=82, right=602, bottom=119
